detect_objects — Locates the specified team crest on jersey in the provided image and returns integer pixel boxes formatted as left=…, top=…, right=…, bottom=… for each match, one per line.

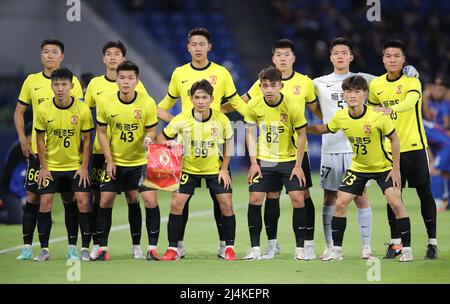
left=209, top=76, right=217, bottom=85
left=396, top=85, right=403, bottom=94
left=293, top=85, right=301, bottom=95
left=364, top=124, right=372, bottom=134
left=70, top=115, right=78, bottom=125
left=134, top=110, right=142, bottom=119
left=211, top=127, right=218, bottom=136
left=280, top=113, right=288, bottom=123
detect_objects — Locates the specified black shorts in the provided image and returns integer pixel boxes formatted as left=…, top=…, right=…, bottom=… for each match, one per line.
left=338, top=170, right=393, bottom=196
left=38, top=170, right=91, bottom=195
left=99, top=164, right=152, bottom=193
left=399, top=149, right=431, bottom=188
left=249, top=160, right=305, bottom=193
left=90, top=154, right=106, bottom=190
left=178, top=172, right=233, bottom=195
left=25, top=156, right=40, bottom=194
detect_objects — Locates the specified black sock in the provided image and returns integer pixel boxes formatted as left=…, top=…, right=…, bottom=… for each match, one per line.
left=248, top=204, right=262, bottom=247
left=293, top=207, right=307, bottom=247
left=264, top=198, right=280, bottom=240
left=91, top=199, right=99, bottom=246
left=63, top=202, right=79, bottom=246
left=396, top=217, right=411, bottom=247
left=128, top=203, right=142, bottom=245
left=417, top=184, right=437, bottom=239
left=211, top=190, right=225, bottom=242
left=37, top=212, right=52, bottom=248
left=79, top=212, right=92, bottom=248
left=168, top=213, right=183, bottom=248
left=331, top=216, right=347, bottom=247
left=180, top=196, right=191, bottom=242
left=221, top=214, right=236, bottom=246
left=305, top=196, right=315, bottom=241
left=145, top=206, right=160, bottom=246
left=97, top=207, right=112, bottom=247
left=22, top=202, right=39, bottom=245
left=387, top=203, right=400, bottom=239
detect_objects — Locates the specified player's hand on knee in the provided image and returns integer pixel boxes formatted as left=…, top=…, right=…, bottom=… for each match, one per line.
left=106, top=162, right=116, bottom=180
left=74, top=167, right=91, bottom=188
left=386, top=168, right=401, bottom=189
left=38, top=167, right=53, bottom=188
left=218, top=168, right=232, bottom=190
left=248, top=163, right=262, bottom=184
left=290, top=166, right=306, bottom=186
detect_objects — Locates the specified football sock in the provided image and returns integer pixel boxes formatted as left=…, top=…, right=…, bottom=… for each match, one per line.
left=396, top=217, right=411, bottom=247
left=221, top=214, right=236, bottom=246
left=331, top=216, right=347, bottom=247
left=37, top=211, right=52, bottom=248
left=128, top=202, right=142, bottom=245
left=168, top=213, right=183, bottom=248
left=145, top=206, right=160, bottom=246
left=305, top=196, right=315, bottom=241
left=63, top=202, right=79, bottom=246
left=357, top=207, right=372, bottom=247
left=91, top=199, right=99, bottom=245
left=387, top=203, right=400, bottom=240
left=22, top=202, right=39, bottom=245
left=97, top=207, right=112, bottom=247
left=180, top=196, right=192, bottom=241
left=248, top=204, right=262, bottom=247
left=322, top=205, right=335, bottom=247
left=211, top=190, right=225, bottom=242
left=79, top=211, right=92, bottom=248
left=417, top=183, right=437, bottom=239
left=264, top=198, right=280, bottom=240
left=293, top=207, right=307, bottom=247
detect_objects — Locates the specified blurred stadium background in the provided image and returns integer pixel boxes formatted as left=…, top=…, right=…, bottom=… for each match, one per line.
left=0, top=0, right=449, bottom=171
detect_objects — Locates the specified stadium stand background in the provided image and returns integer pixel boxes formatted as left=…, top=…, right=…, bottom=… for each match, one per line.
left=0, top=0, right=449, bottom=172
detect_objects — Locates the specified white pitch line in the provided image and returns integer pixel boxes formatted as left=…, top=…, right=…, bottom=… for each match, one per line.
left=0, top=205, right=245, bottom=255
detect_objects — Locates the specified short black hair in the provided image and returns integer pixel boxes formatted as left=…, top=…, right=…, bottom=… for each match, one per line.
left=342, top=75, right=368, bottom=91
left=116, top=60, right=139, bottom=76
left=382, top=39, right=405, bottom=55
left=41, top=39, right=64, bottom=53
left=330, top=37, right=353, bottom=54
left=51, top=67, right=73, bottom=82
left=188, top=27, right=211, bottom=43
left=258, top=66, right=282, bottom=83
left=190, top=79, right=214, bottom=97
left=102, top=40, right=126, bottom=56
left=272, top=39, right=295, bottom=54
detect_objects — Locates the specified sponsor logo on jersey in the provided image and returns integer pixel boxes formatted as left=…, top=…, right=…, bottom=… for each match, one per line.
left=70, top=115, right=78, bottom=124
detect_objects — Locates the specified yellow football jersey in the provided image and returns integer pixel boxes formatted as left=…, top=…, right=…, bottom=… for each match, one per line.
left=35, top=98, right=94, bottom=171
left=158, top=61, right=248, bottom=115
left=18, top=72, right=83, bottom=153
left=327, top=106, right=395, bottom=173
left=245, top=71, right=316, bottom=152
left=244, top=93, right=307, bottom=162
left=84, top=74, right=148, bottom=154
left=163, top=109, right=233, bottom=175
left=368, top=73, right=427, bottom=152
left=96, top=91, right=158, bottom=167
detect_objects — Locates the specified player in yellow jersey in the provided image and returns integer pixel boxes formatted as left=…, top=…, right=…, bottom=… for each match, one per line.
left=157, top=80, right=237, bottom=261
left=34, top=68, right=94, bottom=261
left=369, top=40, right=438, bottom=259
left=14, top=39, right=84, bottom=260
left=84, top=41, right=150, bottom=258
left=308, top=75, right=413, bottom=262
left=157, top=28, right=248, bottom=258
left=241, top=39, right=321, bottom=260
left=243, top=66, right=309, bottom=261
left=93, top=61, right=159, bottom=261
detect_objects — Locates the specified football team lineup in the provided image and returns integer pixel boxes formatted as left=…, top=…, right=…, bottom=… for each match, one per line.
left=6, top=26, right=442, bottom=270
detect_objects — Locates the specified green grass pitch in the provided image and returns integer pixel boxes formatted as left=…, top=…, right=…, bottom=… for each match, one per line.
left=0, top=173, right=449, bottom=283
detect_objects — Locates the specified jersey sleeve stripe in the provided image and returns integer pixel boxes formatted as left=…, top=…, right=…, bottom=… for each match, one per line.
left=326, top=124, right=336, bottom=134
left=384, top=128, right=395, bottom=138
left=35, top=128, right=45, bottom=133
left=306, top=98, right=317, bottom=104
left=367, top=100, right=379, bottom=106
left=245, top=93, right=251, bottom=100
left=415, top=100, right=426, bottom=150
left=162, top=129, right=176, bottom=140
left=18, top=99, right=30, bottom=106
left=379, top=132, right=393, bottom=163
left=167, top=92, right=179, bottom=99
left=145, top=122, right=158, bottom=129
left=294, top=123, right=308, bottom=130
left=221, top=92, right=238, bottom=105
left=407, top=89, right=421, bottom=97
left=96, top=120, right=107, bottom=126
left=82, top=127, right=95, bottom=132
